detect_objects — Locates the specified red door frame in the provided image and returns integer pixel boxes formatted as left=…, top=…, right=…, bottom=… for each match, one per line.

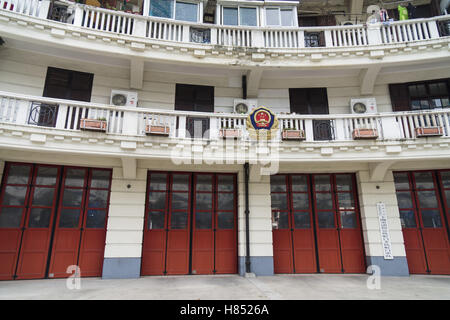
left=141, top=172, right=170, bottom=275
left=48, top=167, right=89, bottom=278
left=0, top=163, right=34, bottom=280
left=77, top=168, right=112, bottom=277
left=165, top=173, right=192, bottom=275
left=191, top=173, right=215, bottom=275
left=271, top=173, right=365, bottom=274
left=395, top=170, right=450, bottom=275
left=214, top=173, right=238, bottom=274
left=142, top=171, right=238, bottom=276
left=14, top=164, right=62, bottom=280
left=0, top=163, right=111, bottom=280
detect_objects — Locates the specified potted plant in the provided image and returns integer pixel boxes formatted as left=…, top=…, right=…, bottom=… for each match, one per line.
left=219, top=127, right=242, bottom=139
left=281, top=127, right=306, bottom=140
left=352, top=126, right=378, bottom=140
left=145, top=124, right=170, bottom=136
left=80, top=117, right=107, bottom=132
left=415, top=126, right=443, bottom=138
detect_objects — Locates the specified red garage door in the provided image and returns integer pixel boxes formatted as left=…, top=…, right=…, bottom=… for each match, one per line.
left=394, top=171, right=450, bottom=275
left=271, top=173, right=365, bottom=274
left=0, top=163, right=111, bottom=280
left=141, top=172, right=237, bottom=276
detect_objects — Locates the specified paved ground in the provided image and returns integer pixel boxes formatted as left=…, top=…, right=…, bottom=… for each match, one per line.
left=0, top=274, right=449, bottom=300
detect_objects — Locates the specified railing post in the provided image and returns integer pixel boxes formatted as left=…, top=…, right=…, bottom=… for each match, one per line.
left=16, top=100, right=30, bottom=125
left=334, top=118, right=346, bottom=141
left=297, top=30, right=305, bottom=48
left=73, top=5, right=84, bottom=27
left=38, top=0, right=51, bottom=19
left=427, top=20, right=440, bottom=39
left=304, top=119, right=314, bottom=142
left=209, top=117, right=219, bottom=140
left=210, top=27, right=217, bottom=45
left=132, top=18, right=147, bottom=37
left=55, top=104, right=68, bottom=129
left=178, top=115, right=186, bottom=138
left=182, top=25, right=190, bottom=42
left=251, top=30, right=264, bottom=47
left=122, top=110, right=138, bottom=136
left=380, top=116, right=403, bottom=140
left=366, top=23, right=383, bottom=45
left=324, top=30, right=333, bottom=47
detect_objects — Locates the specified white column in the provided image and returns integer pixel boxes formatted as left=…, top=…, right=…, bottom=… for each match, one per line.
left=238, top=166, right=274, bottom=276
left=356, top=169, right=409, bottom=276
left=102, top=166, right=147, bottom=278
left=38, top=0, right=51, bottom=19
left=367, top=23, right=383, bottom=45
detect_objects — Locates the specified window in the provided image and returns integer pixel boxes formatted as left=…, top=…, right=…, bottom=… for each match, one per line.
left=265, top=8, right=294, bottom=26
left=222, top=6, right=257, bottom=26
left=43, top=67, right=94, bottom=102
left=149, top=0, right=199, bottom=22
left=389, top=79, right=450, bottom=112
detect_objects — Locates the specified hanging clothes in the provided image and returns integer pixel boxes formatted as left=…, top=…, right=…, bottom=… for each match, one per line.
left=398, top=5, right=409, bottom=20
left=379, top=8, right=389, bottom=22
left=407, top=3, right=416, bottom=19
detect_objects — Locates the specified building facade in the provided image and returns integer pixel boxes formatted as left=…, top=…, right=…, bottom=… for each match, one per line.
left=0, top=0, right=449, bottom=280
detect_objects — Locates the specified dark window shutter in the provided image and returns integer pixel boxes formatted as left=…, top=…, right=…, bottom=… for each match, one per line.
left=389, top=84, right=410, bottom=112
left=289, top=88, right=309, bottom=114
left=43, top=67, right=93, bottom=102
left=175, top=84, right=214, bottom=112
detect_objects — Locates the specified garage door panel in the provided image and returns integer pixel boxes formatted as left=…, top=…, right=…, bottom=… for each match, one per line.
left=395, top=171, right=450, bottom=275
left=271, top=173, right=365, bottom=275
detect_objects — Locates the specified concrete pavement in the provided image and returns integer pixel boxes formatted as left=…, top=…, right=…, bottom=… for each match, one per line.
left=0, top=274, right=449, bottom=300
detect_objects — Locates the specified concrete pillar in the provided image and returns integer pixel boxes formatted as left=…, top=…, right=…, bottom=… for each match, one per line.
left=102, top=166, right=146, bottom=279
left=237, top=166, right=274, bottom=276
left=356, top=170, right=410, bottom=276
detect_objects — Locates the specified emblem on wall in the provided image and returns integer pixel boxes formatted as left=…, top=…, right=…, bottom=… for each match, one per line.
left=246, top=107, right=279, bottom=140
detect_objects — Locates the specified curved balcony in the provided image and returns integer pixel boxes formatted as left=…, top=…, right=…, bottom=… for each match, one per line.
left=1, top=0, right=450, bottom=66
left=1, top=91, right=450, bottom=166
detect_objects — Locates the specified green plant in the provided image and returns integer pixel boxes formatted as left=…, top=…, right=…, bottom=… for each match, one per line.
left=97, top=117, right=107, bottom=121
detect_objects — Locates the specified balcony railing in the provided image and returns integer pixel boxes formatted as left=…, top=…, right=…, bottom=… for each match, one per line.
left=1, top=0, right=449, bottom=50
left=1, top=91, right=449, bottom=144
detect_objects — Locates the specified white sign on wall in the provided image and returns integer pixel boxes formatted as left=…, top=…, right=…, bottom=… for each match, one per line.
left=376, top=202, right=394, bottom=260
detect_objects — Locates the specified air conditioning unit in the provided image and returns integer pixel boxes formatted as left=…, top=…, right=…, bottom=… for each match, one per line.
left=110, top=90, right=138, bottom=107
left=233, top=99, right=258, bottom=114
left=350, top=98, right=378, bottom=114
left=341, top=21, right=354, bottom=26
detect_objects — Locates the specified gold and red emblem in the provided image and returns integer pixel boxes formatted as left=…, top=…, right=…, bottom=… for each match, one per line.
left=246, top=107, right=279, bottom=140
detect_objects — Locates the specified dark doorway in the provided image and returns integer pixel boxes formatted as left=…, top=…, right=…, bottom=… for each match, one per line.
left=289, top=88, right=333, bottom=140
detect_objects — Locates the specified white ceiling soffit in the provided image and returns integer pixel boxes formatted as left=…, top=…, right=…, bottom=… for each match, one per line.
left=2, top=37, right=130, bottom=68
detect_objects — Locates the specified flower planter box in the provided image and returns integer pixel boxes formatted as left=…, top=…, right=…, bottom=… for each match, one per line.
left=80, top=119, right=107, bottom=132
left=282, top=129, right=305, bottom=140
left=352, top=128, right=378, bottom=140
left=415, top=126, right=443, bottom=138
left=220, top=129, right=241, bottom=139
left=146, top=125, right=170, bottom=136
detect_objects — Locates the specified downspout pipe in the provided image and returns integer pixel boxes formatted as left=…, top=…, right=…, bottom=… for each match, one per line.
left=244, top=162, right=251, bottom=274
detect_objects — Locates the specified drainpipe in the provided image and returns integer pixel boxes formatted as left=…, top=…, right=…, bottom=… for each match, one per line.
left=244, top=162, right=251, bottom=274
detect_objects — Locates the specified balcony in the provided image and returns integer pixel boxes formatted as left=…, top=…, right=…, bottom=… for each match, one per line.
left=1, top=91, right=450, bottom=166
left=1, top=0, right=450, bottom=65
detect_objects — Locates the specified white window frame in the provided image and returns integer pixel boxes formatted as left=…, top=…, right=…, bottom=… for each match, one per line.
left=264, top=6, right=297, bottom=27
left=221, top=5, right=260, bottom=27
left=144, top=0, right=204, bottom=23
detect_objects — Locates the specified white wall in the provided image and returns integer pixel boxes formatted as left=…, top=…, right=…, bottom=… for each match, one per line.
left=2, top=47, right=449, bottom=117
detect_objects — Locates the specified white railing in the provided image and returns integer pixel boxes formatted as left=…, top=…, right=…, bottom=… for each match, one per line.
left=215, top=26, right=253, bottom=47
left=0, top=0, right=43, bottom=17
left=1, top=1, right=449, bottom=49
left=380, top=20, right=434, bottom=44
left=263, top=28, right=301, bottom=48
left=329, top=25, right=369, bottom=47
left=1, top=92, right=449, bottom=143
left=78, top=6, right=136, bottom=36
